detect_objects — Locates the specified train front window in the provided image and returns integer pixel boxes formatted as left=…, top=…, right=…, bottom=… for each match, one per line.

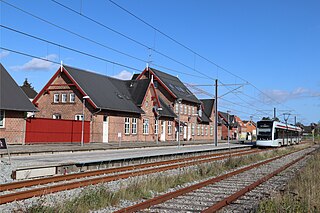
left=257, top=121, right=272, bottom=140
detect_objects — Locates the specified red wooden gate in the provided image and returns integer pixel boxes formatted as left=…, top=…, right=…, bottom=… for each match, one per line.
left=25, top=118, right=90, bottom=143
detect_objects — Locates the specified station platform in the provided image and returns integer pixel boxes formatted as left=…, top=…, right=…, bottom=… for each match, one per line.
left=0, top=141, right=254, bottom=180
left=0, top=140, right=254, bottom=157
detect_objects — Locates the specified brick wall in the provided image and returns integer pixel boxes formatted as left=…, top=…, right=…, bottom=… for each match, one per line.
left=35, top=73, right=92, bottom=121
left=0, top=110, right=26, bottom=144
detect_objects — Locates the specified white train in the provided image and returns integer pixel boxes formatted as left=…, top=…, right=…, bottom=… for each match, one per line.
left=256, top=120, right=302, bottom=147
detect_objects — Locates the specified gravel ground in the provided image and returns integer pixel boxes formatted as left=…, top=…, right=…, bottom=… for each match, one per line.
left=0, top=160, right=16, bottom=184
left=0, top=146, right=313, bottom=213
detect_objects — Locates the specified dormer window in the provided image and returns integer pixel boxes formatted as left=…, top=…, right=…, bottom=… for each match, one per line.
left=198, top=108, right=202, bottom=117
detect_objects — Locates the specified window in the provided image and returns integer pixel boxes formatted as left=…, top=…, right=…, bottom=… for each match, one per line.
left=0, top=110, right=5, bottom=128
left=132, top=118, right=137, bottom=134
left=180, top=104, right=183, bottom=114
left=53, top=113, right=62, bottom=119
left=70, top=93, right=75, bottom=103
left=197, top=125, right=200, bottom=136
left=201, top=126, right=204, bottom=136
left=191, top=123, right=195, bottom=136
left=155, top=119, right=158, bottom=134
left=168, top=121, right=172, bottom=135
left=192, top=107, right=195, bottom=115
left=161, top=121, right=165, bottom=134
left=61, top=94, right=67, bottom=103
left=75, top=114, right=83, bottom=120
left=205, top=126, right=208, bottom=135
left=54, top=94, right=59, bottom=103
left=175, top=104, right=179, bottom=113
left=124, top=117, right=130, bottom=135
left=188, top=106, right=191, bottom=115
left=180, top=125, right=183, bottom=135
left=184, top=105, right=187, bottom=114
left=210, top=126, right=214, bottom=136
left=143, top=119, right=149, bottom=134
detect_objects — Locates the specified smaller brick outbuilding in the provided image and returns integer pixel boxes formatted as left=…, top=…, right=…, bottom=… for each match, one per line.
left=0, top=64, right=38, bottom=144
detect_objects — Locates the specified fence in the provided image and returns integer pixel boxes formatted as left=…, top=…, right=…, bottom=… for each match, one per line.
left=25, top=118, right=90, bottom=144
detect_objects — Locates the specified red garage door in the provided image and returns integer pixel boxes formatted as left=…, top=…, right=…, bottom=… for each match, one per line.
left=25, top=118, right=90, bottom=144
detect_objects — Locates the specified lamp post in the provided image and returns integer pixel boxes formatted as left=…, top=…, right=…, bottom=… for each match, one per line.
left=81, top=95, right=90, bottom=147
left=283, top=113, right=291, bottom=145
left=227, top=111, right=231, bottom=152
left=250, top=116, right=253, bottom=143
left=155, top=107, right=163, bottom=145
left=177, top=98, right=182, bottom=148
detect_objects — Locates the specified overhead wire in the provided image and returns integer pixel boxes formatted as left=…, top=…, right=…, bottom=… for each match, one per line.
left=0, top=0, right=209, bottom=80
left=106, top=0, right=298, bottom=115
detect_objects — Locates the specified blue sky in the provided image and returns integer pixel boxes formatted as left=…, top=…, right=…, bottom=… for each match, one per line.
left=1, top=0, right=319, bottom=125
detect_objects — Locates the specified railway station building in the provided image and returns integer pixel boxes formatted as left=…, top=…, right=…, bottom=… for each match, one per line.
left=32, top=65, right=219, bottom=143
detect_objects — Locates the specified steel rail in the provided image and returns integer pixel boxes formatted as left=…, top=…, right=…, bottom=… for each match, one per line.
left=202, top=151, right=312, bottom=212
left=0, top=149, right=261, bottom=204
left=114, top=149, right=306, bottom=213
left=0, top=148, right=254, bottom=192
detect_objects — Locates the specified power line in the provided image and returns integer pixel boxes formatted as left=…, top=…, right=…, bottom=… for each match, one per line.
left=0, top=24, right=142, bottom=72
left=106, top=0, right=298, bottom=114
left=1, top=0, right=211, bottom=80
left=50, top=0, right=216, bottom=81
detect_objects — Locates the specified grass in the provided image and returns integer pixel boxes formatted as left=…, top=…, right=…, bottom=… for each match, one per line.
left=23, top=146, right=306, bottom=213
left=258, top=149, right=320, bottom=213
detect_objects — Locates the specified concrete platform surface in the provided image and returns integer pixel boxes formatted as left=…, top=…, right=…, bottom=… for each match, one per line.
left=0, top=140, right=253, bottom=157
left=2, top=143, right=252, bottom=169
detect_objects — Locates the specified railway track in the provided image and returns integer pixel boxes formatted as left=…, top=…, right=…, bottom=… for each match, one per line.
left=0, top=148, right=262, bottom=205
left=115, top=146, right=317, bottom=213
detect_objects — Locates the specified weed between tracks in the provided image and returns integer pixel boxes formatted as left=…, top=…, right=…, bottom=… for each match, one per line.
left=258, top=148, right=320, bottom=213
left=24, top=146, right=306, bottom=213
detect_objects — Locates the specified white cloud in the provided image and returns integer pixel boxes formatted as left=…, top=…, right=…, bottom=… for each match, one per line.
left=112, top=70, right=133, bottom=80
left=0, top=51, right=10, bottom=59
left=261, top=87, right=320, bottom=103
left=11, top=54, right=58, bottom=71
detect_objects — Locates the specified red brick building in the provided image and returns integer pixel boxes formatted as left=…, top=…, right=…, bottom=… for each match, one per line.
left=33, top=65, right=218, bottom=143
left=0, top=64, right=38, bottom=144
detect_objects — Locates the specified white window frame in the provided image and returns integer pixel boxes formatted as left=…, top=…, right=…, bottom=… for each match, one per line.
left=155, top=119, right=159, bottom=134
left=70, top=93, right=75, bottom=103
left=53, top=94, right=59, bottom=103
left=180, top=104, right=183, bottom=114
left=61, top=93, right=67, bottom=103
left=143, top=119, right=149, bottom=134
left=132, top=118, right=137, bottom=134
left=191, top=123, right=195, bottom=136
left=205, top=126, right=208, bottom=136
left=210, top=125, right=214, bottom=136
left=201, top=125, right=204, bottom=136
left=0, top=110, right=5, bottom=128
left=197, top=125, right=200, bottom=136
left=184, top=105, right=187, bottom=114
left=168, top=121, right=172, bottom=135
left=75, top=114, right=83, bottom=121
left=180, top=125, right=183, bottom=135
left=53, top=113, right=62, bottom=119
left=124, top=117, right=130, bottom=135
left=175, top=104, right=179, bottom=113
left=192, top=107, right=195, bottom=115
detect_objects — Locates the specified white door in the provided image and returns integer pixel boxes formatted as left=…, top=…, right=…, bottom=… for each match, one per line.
left=160, top=121, right=166, bottom=141
left=187, top=124, right=191, bottom=141
left=183, top=126, right=187, bottom=140
left=103, top=115, right=108, bottom=143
